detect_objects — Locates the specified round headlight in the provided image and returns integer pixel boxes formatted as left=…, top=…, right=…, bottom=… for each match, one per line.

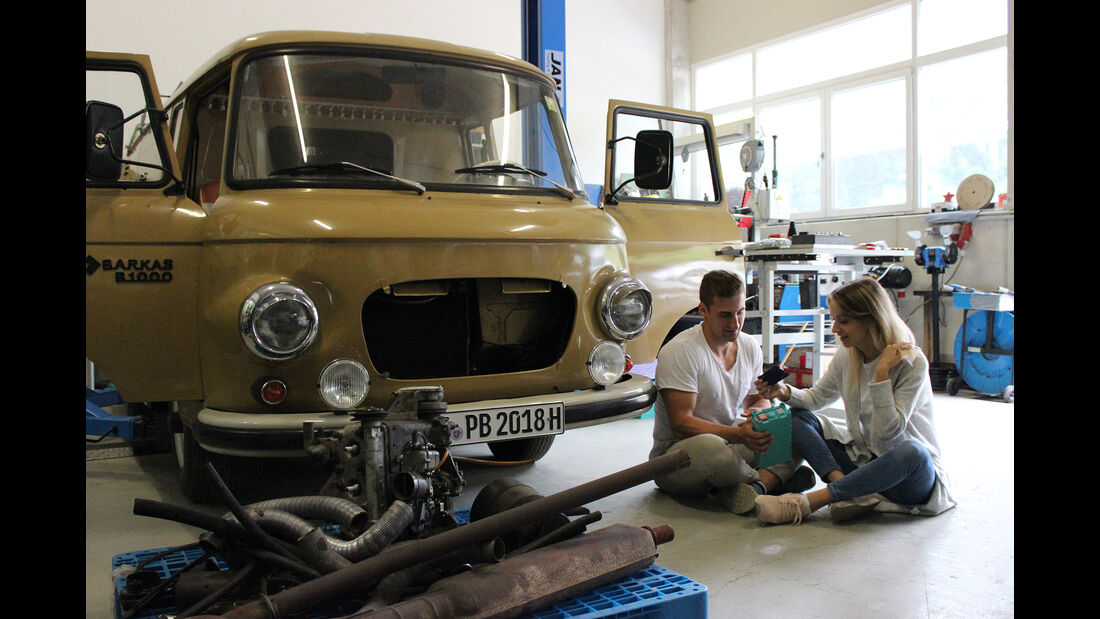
left=240, top=283, right=319, bottom=360
left=588, top=341, right=626, bottom=386
left=599, top=275, right=653, bottom=341
left=318, top=359, right=370, bottom=410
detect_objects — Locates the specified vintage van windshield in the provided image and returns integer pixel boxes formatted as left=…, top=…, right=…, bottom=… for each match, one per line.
left=229, top=52, right=584, bottom=194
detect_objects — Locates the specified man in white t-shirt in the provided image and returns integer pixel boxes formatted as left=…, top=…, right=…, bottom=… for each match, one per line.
left=649, top=270, right=813, bottom=514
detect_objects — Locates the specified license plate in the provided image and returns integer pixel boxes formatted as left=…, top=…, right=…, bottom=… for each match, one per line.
left=443, top=402, right=564, bottom=445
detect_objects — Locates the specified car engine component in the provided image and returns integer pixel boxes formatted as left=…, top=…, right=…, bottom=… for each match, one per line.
left=303, top=386, right=466, bottom=539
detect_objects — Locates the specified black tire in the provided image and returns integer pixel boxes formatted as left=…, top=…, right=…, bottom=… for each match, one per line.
left=487, top=435, right=555, bottom=462
left=174, top=423, right=233, bottom=504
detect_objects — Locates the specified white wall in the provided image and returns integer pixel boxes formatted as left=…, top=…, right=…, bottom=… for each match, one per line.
left=84, top=0, right=665, bottom=188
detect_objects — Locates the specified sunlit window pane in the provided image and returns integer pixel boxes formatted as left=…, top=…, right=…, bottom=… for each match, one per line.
left=917, top=47, right=1007, bottom=209
left=832, top=77, right=907, bottom=209
left=757, top=97, right=821, bottom=213
left=756, top=5, right=910, bottom=96
left=695, top=53, right=753, bottom=110
left=918, top=0, right=1008, bottom=56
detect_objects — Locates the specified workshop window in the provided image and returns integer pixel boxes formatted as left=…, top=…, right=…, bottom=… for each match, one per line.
left=756, top=96, right=821, bottom=215
left=694, top=53, right=752, bottom=112
left=831, top=75, right=907, bottom=211
left=917, top=0, right=1009, bottom=56
left=754, top=4, right=910, bottom=97
left=917, top=47, right=1008, bottom=211
left=691, top=0, right=1009, bottom=219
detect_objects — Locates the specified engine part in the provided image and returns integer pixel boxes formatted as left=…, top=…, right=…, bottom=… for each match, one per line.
left=221, top=449, right=690, bottom=619
left=239, top=495, right=370, bottom=536
left=469, top=478, right=570, bottom=553
left=349, top=523, right=673, bottom=618
left=305, top=386, right=465, bottom=539
left=357, top=538, right=506, bottom=612
left=231, top=501, right=414, bottom=562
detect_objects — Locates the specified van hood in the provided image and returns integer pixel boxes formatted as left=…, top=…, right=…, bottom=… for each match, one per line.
left=203, top=189, right=625, bottom=245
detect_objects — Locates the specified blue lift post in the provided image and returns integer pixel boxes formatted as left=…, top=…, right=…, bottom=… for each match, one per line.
left=86, top=387, right=145, bottom=441
left=523, top=0, right=565, bottom=119
left=523, top=1, right=604, bottom=205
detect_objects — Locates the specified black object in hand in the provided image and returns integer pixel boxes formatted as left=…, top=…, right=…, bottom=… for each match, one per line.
left=759, top=365, right=790, bottom=385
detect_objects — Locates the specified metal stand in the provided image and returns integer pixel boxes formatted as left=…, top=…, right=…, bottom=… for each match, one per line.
left=913, top=275, right=958, bottom=391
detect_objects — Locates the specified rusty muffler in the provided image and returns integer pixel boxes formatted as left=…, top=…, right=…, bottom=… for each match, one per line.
left=348, top=523, right=674, bottom=618
left=221, top=449, right=689, bottom=619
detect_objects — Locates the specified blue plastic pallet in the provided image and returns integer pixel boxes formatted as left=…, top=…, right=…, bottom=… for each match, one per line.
left=529, top=564, right=707, bottom=619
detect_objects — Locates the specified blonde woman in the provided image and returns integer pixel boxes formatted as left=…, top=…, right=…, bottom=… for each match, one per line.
left=752, top=277, right=955, bottom=524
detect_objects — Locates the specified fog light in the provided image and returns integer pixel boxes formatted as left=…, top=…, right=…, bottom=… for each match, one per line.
left=587, top=341, right=626, bottom=386
left=259, top=379, right=287, bottom=405
left=318, top=359, right=370, bottom=410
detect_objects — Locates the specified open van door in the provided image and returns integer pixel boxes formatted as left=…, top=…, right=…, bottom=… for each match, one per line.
left=602, top=100, right=744, bottom=364
left=86, top=52, right=205, bottom=402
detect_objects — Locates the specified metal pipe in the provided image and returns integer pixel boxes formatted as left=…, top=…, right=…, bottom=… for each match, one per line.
left=357, top=538, right=506, bottom=612
left=350, top=523, right=670, bottom=618
left=221, top=449, right=689, bottom=619
left=241, top=496, right=370, bottom=536
left=233, top=501, right=414, bottom=561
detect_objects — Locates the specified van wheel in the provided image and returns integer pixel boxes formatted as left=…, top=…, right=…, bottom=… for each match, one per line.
left=487, top=436, right=555, bottom=462
left=174, top=423, right=232, bottom=504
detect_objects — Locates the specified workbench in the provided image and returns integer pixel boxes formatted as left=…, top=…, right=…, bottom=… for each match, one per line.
left=743, top=244, right=912, bottom=383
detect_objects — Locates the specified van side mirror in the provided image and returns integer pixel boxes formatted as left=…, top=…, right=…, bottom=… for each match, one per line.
left=86, top=101, right=124, bottom=181
left=632, top=129, right=673, bottom=190
left=605, top=129, right=674, bottom=205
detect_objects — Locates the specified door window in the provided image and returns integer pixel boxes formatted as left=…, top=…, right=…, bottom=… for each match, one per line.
left=85, top=67, right=167, bottom=184
left=611, top=109, right=720, bottom=204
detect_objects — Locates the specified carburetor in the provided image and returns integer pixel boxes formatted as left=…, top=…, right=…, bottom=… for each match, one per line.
left=304, top=386, right=466, bottom=538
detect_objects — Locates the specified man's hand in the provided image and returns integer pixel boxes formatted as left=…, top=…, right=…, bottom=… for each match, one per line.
left=736, top=419, right=775, bottom=454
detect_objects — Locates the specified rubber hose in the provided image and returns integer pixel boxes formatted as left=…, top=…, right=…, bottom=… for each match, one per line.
left=233, top=501, right=415, bottom=562
left=243, top=496, right=369, bottom=536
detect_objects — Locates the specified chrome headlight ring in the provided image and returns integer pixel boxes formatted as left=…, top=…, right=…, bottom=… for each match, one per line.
left=598, top=274, right=653, bottom=341
left=240, top=282, right=320, bottom=360
left=588, top=341, right=627, bottom=386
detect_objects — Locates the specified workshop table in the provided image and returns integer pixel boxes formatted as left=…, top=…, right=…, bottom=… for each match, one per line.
left=744, top=244, right=912, bottom=383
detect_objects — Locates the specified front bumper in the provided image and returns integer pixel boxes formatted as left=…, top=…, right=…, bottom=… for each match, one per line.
left=192, top=373, right=656, bottom=457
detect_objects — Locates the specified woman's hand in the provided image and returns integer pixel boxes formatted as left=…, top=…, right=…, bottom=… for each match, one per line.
left=754, top=379, right=790, bottom=402
left=874, top=343, right=913, bottom=382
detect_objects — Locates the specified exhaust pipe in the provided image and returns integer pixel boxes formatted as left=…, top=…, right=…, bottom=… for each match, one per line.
left=221, top=449, right=690, bottom=619
left=348, top=523, right=673, bottom=618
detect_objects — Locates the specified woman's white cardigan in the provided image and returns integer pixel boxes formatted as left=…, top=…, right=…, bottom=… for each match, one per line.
left=787, top=345, right=956, bottom=516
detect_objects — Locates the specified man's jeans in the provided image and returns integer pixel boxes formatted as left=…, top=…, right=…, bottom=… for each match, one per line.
left=790, top=407, right=935, bottom=505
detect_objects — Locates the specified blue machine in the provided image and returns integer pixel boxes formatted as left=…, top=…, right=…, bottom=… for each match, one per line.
left=948, top=291, right=1014, bottom=403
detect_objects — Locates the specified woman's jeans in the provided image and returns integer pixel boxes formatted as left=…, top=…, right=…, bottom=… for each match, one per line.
left=790, top=407, right=935, bottom=505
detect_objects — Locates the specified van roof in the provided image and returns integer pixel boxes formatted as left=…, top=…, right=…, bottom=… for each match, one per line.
left=171, top=30, right=547, bottom=98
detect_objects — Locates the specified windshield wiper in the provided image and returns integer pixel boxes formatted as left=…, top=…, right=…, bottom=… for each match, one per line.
left=454, top=162, right=577, bottom=199
left=270, top=161, right=426, bottom=195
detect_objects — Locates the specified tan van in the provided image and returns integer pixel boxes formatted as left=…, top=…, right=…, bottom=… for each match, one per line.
left=86, top=31, right=743, bottom=500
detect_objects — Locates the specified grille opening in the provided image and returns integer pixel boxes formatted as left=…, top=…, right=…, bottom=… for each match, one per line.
left=363, top=278, right=576, bottom=379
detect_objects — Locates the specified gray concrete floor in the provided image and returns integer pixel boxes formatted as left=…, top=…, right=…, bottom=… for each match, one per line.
left=86, top=391, right=1013, bottom=618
